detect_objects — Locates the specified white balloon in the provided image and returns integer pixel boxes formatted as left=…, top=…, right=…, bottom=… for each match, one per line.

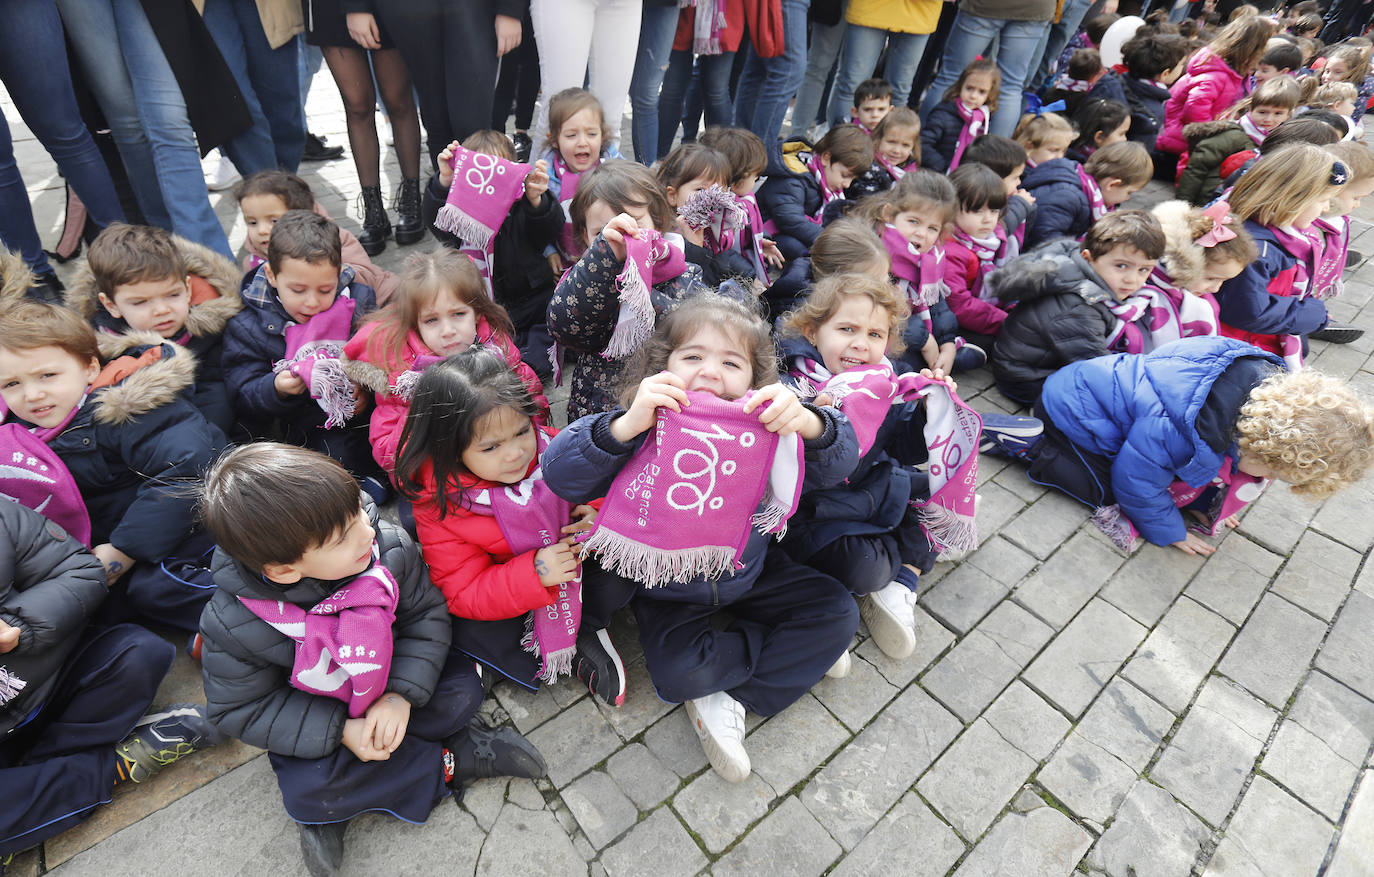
left=1099, top=16, right=1147, bottom=69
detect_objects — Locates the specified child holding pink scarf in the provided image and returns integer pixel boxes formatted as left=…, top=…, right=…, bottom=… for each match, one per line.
left=756, top=124, right=874, bottom=263
left=920, top=58, right=998, bottom=174
left=538, top=88, right=621, bottom=273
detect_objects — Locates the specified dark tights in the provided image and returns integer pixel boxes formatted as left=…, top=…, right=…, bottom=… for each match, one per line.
left=321, top=45, right=421, bottom=187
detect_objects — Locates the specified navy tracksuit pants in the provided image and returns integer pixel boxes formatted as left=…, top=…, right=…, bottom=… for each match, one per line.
left=0, top=624, right=173, bottom=856
left=1026, top=398, right=1115, bottom=510
left=95, top=529, right=218, bottom=633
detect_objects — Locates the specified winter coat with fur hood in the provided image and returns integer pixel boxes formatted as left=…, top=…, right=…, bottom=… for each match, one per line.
left=66, top=235, right=243, bottom=434
left=199, top=498, right=451, bottom=759
left=1150, top=200, right=1214, bottom=297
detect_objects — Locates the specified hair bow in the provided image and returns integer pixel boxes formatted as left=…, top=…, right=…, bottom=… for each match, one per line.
left=1025, top=94, right=1068, bottom=116
left=1331, top=160, right=1349, bottom=186
left=1197, top=201, right=1237, bottom=248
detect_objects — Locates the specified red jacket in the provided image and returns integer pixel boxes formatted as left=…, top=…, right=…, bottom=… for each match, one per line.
left=941, top=239, right=1009, bottom=336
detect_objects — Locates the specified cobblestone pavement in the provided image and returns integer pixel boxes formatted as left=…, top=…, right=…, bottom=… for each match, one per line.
left=7, top=73, right=1374, bottom=877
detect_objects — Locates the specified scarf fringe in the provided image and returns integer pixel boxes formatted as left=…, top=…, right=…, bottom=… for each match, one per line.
left=918, top=502, right=979, bottom=560
left=392, top=369, right=423, bottom=401
left=1091, top=505, right=1142, bottom=555
left=520, top=617, right=576, bottom=684
left=311, top=358, right=358, bottom=429
left=605, top=252, right=656, bottom=359
left=0, top=668, right=27, bottom=706
left=751, top=501, right=791, bottom=536
left=584, top=527, right=738, bottom=589
left=434, top=203, right=497, bottom=250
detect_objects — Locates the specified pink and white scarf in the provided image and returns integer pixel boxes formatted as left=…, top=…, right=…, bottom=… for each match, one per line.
left=736, top=192, right=774, bottom=283
left=677, top=184, right=747, bottom=254
left=554, top=152, right=594, bottom=259
left=274, top=295, right=357, bottom=429
left=875, top=153, right=913, bottom=183
left=807, top=153, right=845, bottom=218
left=2, top=420, right=91, bottom=547
left=950, top=102, right=990, bottom=171
left=434, top=144, right=529, bottom=297
left=883, top=224, right=946, bottom=335
left=1105, top=287, right=1187, bottom=354
left=583, top=391, right=804, bottom=588
left=1312, top=215, right=1349, bottom=300
left=1075, top=164, right=1109, bottom=221
left=680, top=0, right=727, bottom=54
left=1238, top=113, right=1269, bottom=145
left=604, top=229, right=688, bottom=360
left=463, top=430, right=582, bottom=683
left=1091, top=460, right=1268, bottom=553
left=1269, top=223, right=1341, bottom=368
left=239, top=544, right=399, bottom=717
left=951, top=225, right=1019, bottom=300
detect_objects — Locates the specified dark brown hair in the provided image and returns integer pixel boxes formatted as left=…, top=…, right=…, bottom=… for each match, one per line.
left=234, top=169, right=314, bottom=211
left=813, top=123, right=876, bottom=175
left=0, top=299, right=100, bottom=364
left=1083, top=210, right=1167, bottom=260
left=267, top=210, right=342, bottom=272
left=854, top=78, right=893, bottom=106
left=950, top=162, right=1009, bottom=213
left=569, top=160, right=676, bottom=246
left=87, top=223, right=186, bottom=295
left=655, top=143, right=732, bottom=194
left=961, top=135, right=1027, bottom=178
left=698, top=126, right=769, bottom=184
left=1123, top=34, right=1191, bottom=79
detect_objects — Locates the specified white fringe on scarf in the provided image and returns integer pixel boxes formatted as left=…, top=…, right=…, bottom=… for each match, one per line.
left=582, top=528, right=740, bottom=589
left=520, top=614, right=576, bottom=684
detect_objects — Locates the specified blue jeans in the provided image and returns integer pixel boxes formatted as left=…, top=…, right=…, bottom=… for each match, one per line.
left=0, top=0, right=125, bottom=275
left=658, top=51, right=736, bottom=158
left=202, top=0, right=303, bottom=174
left=828, top=25, right=931, bottom=123
left=734, top=0, right=811, bottom=154
left=920, top=11, right=1049, bottom=138
left=627, top=4, right=681, bottom=164
left=789, top=0, right=847, bottom=136
left=1027, top=0, right=1093, bottom=93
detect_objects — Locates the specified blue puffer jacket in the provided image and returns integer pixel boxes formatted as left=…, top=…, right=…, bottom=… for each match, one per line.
left=1022, top=158, right=1095, bottom=248
left=222, top=265, right=376, bottom=437
left=1040, top=336, right=1283, bottom=546
left=919, top=100, right=964, bottom=174
left=542, top=403, right=859, bottom=605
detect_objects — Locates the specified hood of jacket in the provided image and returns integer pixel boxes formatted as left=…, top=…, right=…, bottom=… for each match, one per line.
left=769, top=138, right=815, bottom=178
left=0, top=247, right=32, bottom=303
left=1151, top=200, right=1208, bottom=292
left=1022, top=157, right=1084, bottom=190
left=89, top=332, right=199, bottom=427
left=1183, top=119, right=1242, bottom=149
left=985, top=238, right=1114, bottom=306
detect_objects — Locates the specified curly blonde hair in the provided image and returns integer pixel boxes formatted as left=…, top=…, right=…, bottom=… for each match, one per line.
left=1236, top=370, right=1374, bottom=498
left=781, top=274, right=910, bottom=356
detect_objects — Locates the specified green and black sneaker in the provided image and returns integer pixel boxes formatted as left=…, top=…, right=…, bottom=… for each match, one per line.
left=114, top=703, right=226, bottom=783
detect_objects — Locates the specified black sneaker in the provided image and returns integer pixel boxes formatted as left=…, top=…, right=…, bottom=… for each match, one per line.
left=978, top=412, right=1044, bottom=462
left=574, top=628, right=627, bottom=706
left=1346, top=249, right=1365, bottom=269
left=115, top=704, right=226, bottom=782
left=299, top=820, right=348, bottom=877
left=302, top=132, right=344, bottom=162
left=513, top=131, right=533, bottom=163
left=1310, top=322, right=1365, bottom=344
left=27, top=270, right=64, bottom=304
left=447, top=718, right=546, bottom=783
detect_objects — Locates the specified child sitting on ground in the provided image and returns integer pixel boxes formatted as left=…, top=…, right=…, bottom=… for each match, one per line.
left=1177, top=75, right=1302, bottom=204
left=1065, top=98, right=1132, bottom=163
left=1306, top=81, right=1361, bottom=136
left=1139, top=199, right=1257, bottom=345
left=657, top=142, right=758, bottom=286
left=764, top=217, right=891, bottom=320
left=1013, top=110, right=1076, bottom=169
left=540, top=87, right=620, bottom=270
left=847, top=77, right=895, bottom=133
left=943, top=163, right=1022, bottom=340
left=198, top=443, right=546, bottom=875
left=1315, top=140, right=1374, bottom=294
left=70, top=223, right=242, bottom=433
left=1023, top=140, right=1154, bottom=247
left=989, top=209, right=1167, bottom=404
left=697, top=126, right=785, bottom=284
left=1047, top=49, right=1108, bottom=115
left=921, top=58, right=999, bottom=173
left=847, top=107, right=922, bottom=200
left=757, top=124, right=874, bottom=262
left=1087, top=33, right=1191, bottom=151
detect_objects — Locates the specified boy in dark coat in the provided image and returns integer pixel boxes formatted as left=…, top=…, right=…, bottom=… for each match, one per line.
left=990, top=210, right=1166, bottom=405
left=1086, top=33, right=1190, bottom=152
left=756, top=125, right=874, bottom=262
left=1022, top=140, right=1155, bottom=248
left=198, top=444, right=545, bottom=876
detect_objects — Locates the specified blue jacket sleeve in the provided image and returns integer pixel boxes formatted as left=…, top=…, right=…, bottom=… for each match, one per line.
left=1215, top=242, right=1330, bottom=337
left=801, top=405, right=860, bottom=491
left=757, top=176, right=822, bottom=248
left=1026, top=183, right=1089, bottom=249
left=543, top=411, right=644, bottom=504
left=919, top=102, right=960, bottom=174
left=223, top=316, right=308, bottom=420
left=1110, top=421, right=1192, bottom=545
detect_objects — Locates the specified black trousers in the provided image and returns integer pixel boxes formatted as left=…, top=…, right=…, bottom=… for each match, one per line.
left=1026, top=398, right=1115, bottom=510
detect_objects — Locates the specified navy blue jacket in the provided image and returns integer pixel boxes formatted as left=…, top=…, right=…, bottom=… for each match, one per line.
left=223, top=265, right=377, bottom=438
left=757, top=144, right=826, bottom=261
left=1022, top=158, right=1095, bottom=248
left=1088, top=73, right=1171, bottom=150
left=1216, top=220, right=1332, bottom=352
left=1041, top=337, right=1282, bottom=545
left=763, top=256, right=812, bottom=321
left=919, top=100, right=964, bottom=174
left=542, top=404, right=859, bottom=606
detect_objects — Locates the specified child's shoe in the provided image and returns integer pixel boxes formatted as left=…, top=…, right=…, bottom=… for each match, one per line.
left=860, top=581, right=917, bottom=659
left=115, top=704, right=226, bottom=783
left=953, top=342, right=988, bottom=373
left=298, top=820, right=348, bottom=877
left=685, top=691, right=749, bottom=783
left=978, top=413, right=1044, bottom=462
left=574, top=628, right=627, bottom=706
left=1310, top=322, right=1365, bottom=344
left=448, top=718, right=546, bottom=783
left=826, top=649, right=851, bottom=678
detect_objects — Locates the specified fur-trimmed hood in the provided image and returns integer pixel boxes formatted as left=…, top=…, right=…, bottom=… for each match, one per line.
left=1183, top=119, right=1241, bottom=149
left=65, top=235, right=243, bottom=338
left=0, top=246, right=33, bottom=304
left=1150, top=200, right=1207, bottom=293
left=89, top=332, right=199, bottom=426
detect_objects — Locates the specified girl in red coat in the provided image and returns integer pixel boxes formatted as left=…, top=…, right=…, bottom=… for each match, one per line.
left=394, top=348, right=634, bottom=706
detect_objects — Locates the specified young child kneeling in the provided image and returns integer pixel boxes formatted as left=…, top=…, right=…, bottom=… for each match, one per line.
left=198, top=444, right=545, bottom=875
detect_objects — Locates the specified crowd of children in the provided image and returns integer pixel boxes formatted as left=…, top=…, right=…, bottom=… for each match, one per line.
left=5, top=9, right=1374, bottom=875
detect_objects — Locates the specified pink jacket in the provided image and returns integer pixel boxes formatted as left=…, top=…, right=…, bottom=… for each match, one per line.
left=1156, top=49, right=1245, bottom=160
left=941, top=239, right=1008, bottom=336
left=343, top=319, right=550, bottom=477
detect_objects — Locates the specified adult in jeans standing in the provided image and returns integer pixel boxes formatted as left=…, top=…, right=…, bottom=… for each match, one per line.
left=657, top=1, right=748, bottom=159
left=530, top=0, right=642, bottom=149
left=1027, top=0, right=1115, bottom=94
left=628, top=0, right=683, bottom=164
left=790, top=0, right=848, bottom=138
left=919, top=0, right=1055, bottom=138
left=827, top=0, right=942, bottom=124
left=734, top=0, right=810, bottom=153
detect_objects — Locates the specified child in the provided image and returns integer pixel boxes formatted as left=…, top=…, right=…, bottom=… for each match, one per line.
left=943, top=163, right=1019, bottom=339
left=69, top=222, right=242, bottom=433
left=1048, top=49, right=1108, bottom=115
left=0, top=300, right=225, bottom=631
left=542, top=293, right=860, bottom=783
left=1144, top=199, right=1258, bottom=343
left=1312, top=140, right=1374, bottom=309
left=1088, top=33, right=1191, bottom=151
left=1254, top=40, right=1304, bottom=84
left=764, top=217, right=891, bottom=320
left=0, top=500, right=223, bottom=858
left=235, top=170, right=399, bottom=304
left=343, top=249, right=548, bottom=476
left=1011, top=336, right=1373, bottom=555
left=757, top=124, right=874, bottom=262
left=540, top=87, right=618, bottom=269
left=1318, top=44, right=1374, bottom=122
left=421, top=131, right=563, bottom=380
left=1023, top=141, right=1154, bottom=248
left=1013, top=110, right=1076, bottom=169
left=962, top=134, right=1033, bottom=200
left=1066, top=98, right=1133, bottom=163
left=921, top=58, right=999, bottom=174
left=847, top=107, right=922, bottom=200
left=198, top=443, right=545, bottom=875
left=1177, top=75, right=1302, bottom=204
left=989, top=209, right=1166, bottom=404
left=697, top=126, right=786, bottom=285
left=393, top=349, right=636, bottom=705
left=1214, top=115, right=1343, bottom=195
left=223, top=210, right=387, bottom=497
left=657, top=142, right=757, bottom=286
left=1216, top=144, right=1360, bottom=357
left=548, top=160, right=705, bottom=419
left=849, top=77, right=894, bottom=133
left=1307, top=81, right=1361, bottom=136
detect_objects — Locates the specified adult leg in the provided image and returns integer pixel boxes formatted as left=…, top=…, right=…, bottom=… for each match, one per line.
left=200, top=0, right=278, bottom=174
left=371, top=49, right=421, bottom=182
left=919, top=10, right=999, bottom=120
left=529, top=0, right=598, bottom=149
left=827, top=23, right=889, bottom=124
left=989, top=19, right=1050, bottom=137
left=513, top=23, right=541, bottom=132
left=226, top=0, right=304, bottom=171
left=627, top=3, right=682, bottom=164
left=882, top=31, right=931, bottom=108
left=699, top=51, right=738, bottom=129
left=439, top=1, right=500, bottom=146
left=0, top=115, right=52, bottom=276
left=736, top=0, right=811, bottom=154
left=657, top=50, right=696, bottom=159
left=586, top=0, right=645, bottom=146
left=1028, top=0, right=1093, bottom=93
left=374, top=0, right=449, bottom=167
left=323, top=46, right=384, bottom=188
left=790, top=4, right=849, bottom=137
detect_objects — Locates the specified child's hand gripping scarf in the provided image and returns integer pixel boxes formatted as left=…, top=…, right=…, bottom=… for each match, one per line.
left=950, top=101, right=990, bottom=171
left=603, top=229, right=689, bottom=360
left=463, top=429, right=582, bottom=683
left=583, top=390, right=804, bottom=588
left=1091, top=460, right=1268, bottom=554
left=434, top=144, right=530, bottom=297
left=274, top=295, right=358, bottom=428
left=951, top=225, right=1020, bottom=300
left=239, top=543, right=399, bottom=717
left=883, top=224, right=948, bottom=336
left=813, top=365, right=982, bottom=558
left=807, top=153, right=846, bottom=219
left=0, top=423, right=91, bottom=547
left=678, top=184, right=747, bottom=255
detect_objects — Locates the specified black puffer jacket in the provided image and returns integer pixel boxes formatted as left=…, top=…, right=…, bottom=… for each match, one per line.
left=0, top=502, right=108, bottom=736
left=919, top=100, right=964, bottom=174
left=988, top=238, right=1116, bottom=405
left=199, top=500, right=452, bottom=759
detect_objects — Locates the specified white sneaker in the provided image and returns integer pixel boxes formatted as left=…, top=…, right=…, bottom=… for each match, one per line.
left=203, top=153, right=241, bottom=192
left=826, top=649, right=851, bottom=678
left=685, top=691, right=750, bottom=783
left=861, top=581, right=917, bottom=659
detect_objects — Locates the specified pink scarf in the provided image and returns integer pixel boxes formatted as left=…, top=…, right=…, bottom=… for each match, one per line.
left=1311, top=215, right=1349, bottom=300
left=1148, top=265, right=1223, bottom=337
left=604, top=229, right=688, bottom=359
left=1092, top=460, right=1267, bottom=553
left=1, top=421, right=91, bottom=546
left=681, top=0, right=727, bottom=53
left=583, top=391, right=804, bottom=588
left=1105, top=287, right=1185, bottom=353
left=1075, top=164, right=1109, bottom=221
left=875, top=153, right=913, bottom=182
left=274, top=295, right=357, bottom=428
left=1268, top=223, right=1341, bottom=368
left=462, top=429, right=581, bottom=683
left=883, top=224, right=945, bottom=334
left=807, top=153, right=845, bottom=218
left=736, top=192, right=774, bottom=283
left=950, top=101, right=990, bottom=171
left=677, top=184, right=747, bottom=254
left=848, top=114, right=873, bottom=135
left=239, top=544, right=399, bottom=717
left=951, top=225, right=1018, bottom=299
left=1238, top=113, right=1269, bottom=145
left=554, top=152, right=593, bottom=259
left=434, top=144, right=529, bottom=297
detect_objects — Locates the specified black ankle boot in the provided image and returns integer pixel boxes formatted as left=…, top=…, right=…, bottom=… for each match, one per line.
left=394, top=177, right=423, bottom=246
left=299, top=820, right=348, bottom=877
left=357, top=185, right=390, bottom=256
